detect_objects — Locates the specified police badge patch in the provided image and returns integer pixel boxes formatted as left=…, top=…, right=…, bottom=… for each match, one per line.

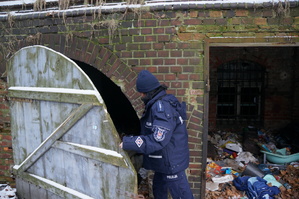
left=135, top=136, right=143, bottom=147
left=153, top=126, right=168, bottom=142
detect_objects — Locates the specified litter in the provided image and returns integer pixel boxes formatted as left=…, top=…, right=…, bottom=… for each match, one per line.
left=235, top=152, right=258, bottom=164
left=263, top=174, right=282, bottom=188
left=242, top=162, right=265, bottom=178
left=206, top=182, right=219, bottom=191
left=212, top=175, right=234, bottom=183
left=225, top=143, right=243, bottom=153
left=0, top=184, right=17, bottom=199
left=233, top=176, right=280, bottom=198
left=206, top=160, right=222, bottom=178
left=206, top=124, right=299, bottom=199
left=261, top=150, right=299, bottom=164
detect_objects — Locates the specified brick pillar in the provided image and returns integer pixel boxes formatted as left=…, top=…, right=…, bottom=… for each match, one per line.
left=0, top=78, right=14, bottom=187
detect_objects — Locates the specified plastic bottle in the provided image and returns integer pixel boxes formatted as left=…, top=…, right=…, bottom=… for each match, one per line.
left=279, top=179, right=292, bottom=189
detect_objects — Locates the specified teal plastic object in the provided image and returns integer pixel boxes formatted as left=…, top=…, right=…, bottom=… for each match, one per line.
left=261, top=150, right=299, bottom=164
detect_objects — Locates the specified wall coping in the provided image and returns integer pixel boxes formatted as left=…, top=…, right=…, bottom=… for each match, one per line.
left=0, top=0, right=298, bottom=21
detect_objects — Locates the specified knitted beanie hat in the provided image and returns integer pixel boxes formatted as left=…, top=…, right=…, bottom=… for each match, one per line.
left=136, top=70, right=161, bottom=93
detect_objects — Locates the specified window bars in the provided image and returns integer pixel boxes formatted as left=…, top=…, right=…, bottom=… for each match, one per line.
left=217, top=60, right=265, bottom=126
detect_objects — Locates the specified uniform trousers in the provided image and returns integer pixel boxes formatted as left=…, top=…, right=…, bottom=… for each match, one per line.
left=152, top=170, right=194, bottom=199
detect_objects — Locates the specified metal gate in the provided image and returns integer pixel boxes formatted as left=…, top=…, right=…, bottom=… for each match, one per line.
left=7, top=45, right=137, bottom=199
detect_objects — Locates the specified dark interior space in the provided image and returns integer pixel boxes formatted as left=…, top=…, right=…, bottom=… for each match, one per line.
left=206, top=46, right=299, bottom=199
left=74, top=60, right=141, bottom=137
left=209, top=46, right=299, bottom=132
left=208, top=46, right=299, bottom=155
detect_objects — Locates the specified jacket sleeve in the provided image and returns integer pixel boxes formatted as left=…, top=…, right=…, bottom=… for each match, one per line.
left=122, top=100, right=176, bottom=154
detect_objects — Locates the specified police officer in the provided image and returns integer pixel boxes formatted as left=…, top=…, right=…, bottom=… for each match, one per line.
left=120, top=70, right=194, bottom=199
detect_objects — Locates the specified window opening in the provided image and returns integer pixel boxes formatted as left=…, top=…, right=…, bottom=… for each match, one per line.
left=217, top=60, right=265, bottom=126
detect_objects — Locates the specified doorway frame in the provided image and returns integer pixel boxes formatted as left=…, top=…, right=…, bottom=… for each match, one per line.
left=201, top=37, right=299, bottom=198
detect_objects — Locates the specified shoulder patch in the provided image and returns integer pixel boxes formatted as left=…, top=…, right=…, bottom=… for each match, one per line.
left=153, top=126, right=168, bottom=142
left=156, top=100, right=164, bottom=113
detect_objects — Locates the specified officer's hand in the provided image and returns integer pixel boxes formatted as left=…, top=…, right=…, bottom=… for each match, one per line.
left=119, top=142, right=123, bottom=148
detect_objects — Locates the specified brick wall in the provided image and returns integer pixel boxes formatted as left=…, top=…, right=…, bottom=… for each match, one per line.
left=0, top=1, right=299, bottom=197
left=0, top=78, right=14, bottom=186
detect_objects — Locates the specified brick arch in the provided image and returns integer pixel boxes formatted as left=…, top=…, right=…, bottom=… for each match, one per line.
left=7, top=34, right=201, bottom=195
left=15, top=34, right=143, bottom=117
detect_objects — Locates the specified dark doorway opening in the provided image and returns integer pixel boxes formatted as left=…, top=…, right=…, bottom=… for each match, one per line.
left=74, top=60, right=140, bottom=136
left=209, top=46, right=299, bottom=132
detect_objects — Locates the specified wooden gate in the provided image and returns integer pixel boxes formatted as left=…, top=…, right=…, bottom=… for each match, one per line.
left=7, top=45, right=137, bottom=199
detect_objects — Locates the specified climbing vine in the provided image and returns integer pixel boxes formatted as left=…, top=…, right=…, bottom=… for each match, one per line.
left=33, top=0, right=46, bottom=11
left=275, top=0, right=290, bottom=17
left=0, top=0, right=147, bottom=61
left=58, top=0, right=71, bottom=10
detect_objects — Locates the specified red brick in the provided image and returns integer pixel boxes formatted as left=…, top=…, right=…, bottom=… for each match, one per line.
left=178, top=74, right=188, bottom=80
left=165, top=59, right=176, bottom=65
left=177, top=59, right=188, bottom=65
left=235, top=10, right=248, bottom=17
left=145, top=35, right=156, bottom=42
left=153, top=59, right=163, bottom=65
left=171, top=81, right=182, bottom=88
left=190, top=11, right=198, bottom=18
left=134, top=36, right=144, bottom=42
left=140, top=59, right=151, bottom=65
left=141, top=28, right=152, bottom=34
left=170, top=51, right=182, bottom=57
left=153, top=28, right=164, bottom=34
left=145, top=20, right=156, bottom=27
left=158, top=67, right=169, bottom=73
left=170, top=66, right=182, bottom=73
left=255, top=18, right=267, bottom=25
left=209, top=10, right=223, bottom=18
left=145, top=51, right=157, bottom=57
left=158, top=35, right=170, bottom=42
left=164, top=74, right=176, bottom=80
left=157, top=51, right=169, bottom=57
left=184, top=19, right=202, bottom=25
left=153, top=43, right=163, bottom=50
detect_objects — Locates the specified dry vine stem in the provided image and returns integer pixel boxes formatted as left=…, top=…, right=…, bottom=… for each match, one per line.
left=58, top=0, right=71, bottom=10
left=34, top=0, right=46, bottom=11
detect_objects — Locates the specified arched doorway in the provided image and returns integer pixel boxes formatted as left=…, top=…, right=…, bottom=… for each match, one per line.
left=74, top=60, right=141, bottom=136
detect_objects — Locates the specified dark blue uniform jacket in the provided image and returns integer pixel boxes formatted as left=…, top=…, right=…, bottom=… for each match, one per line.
left=123, top=90, right=190, bottom=174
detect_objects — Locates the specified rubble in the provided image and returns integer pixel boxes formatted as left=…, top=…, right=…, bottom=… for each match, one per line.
left=206, top=124, right=299, bottom=199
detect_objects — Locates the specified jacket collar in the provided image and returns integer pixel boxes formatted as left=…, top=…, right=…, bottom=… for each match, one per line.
left=145, top=90, right=167, bottom=110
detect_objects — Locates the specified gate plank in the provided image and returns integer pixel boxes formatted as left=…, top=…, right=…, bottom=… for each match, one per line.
left=53, top=141, right=128, bottom=168
left=29, top=182, right=48, bottom=199
left=19, top=172, right=94, bottom=199
left=10, top=101, right=27, bottom=165
left=8, top=87, right=102, bottom=105
left=15, top=103, right=94, bottom=173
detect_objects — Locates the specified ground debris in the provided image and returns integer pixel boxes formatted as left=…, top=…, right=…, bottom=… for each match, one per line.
left=138, top=177, right=151, bottom=199
left=206, top=126, right=299, bottom=199
left=277, top=165, right=299, bottom=199
left=0, top=184, right=17, bottom=199
left=205, top=182, right=247, bottom=199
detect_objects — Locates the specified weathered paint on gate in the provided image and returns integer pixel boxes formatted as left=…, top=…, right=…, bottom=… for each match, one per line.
left=7, top=45, right=137, bottom=199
